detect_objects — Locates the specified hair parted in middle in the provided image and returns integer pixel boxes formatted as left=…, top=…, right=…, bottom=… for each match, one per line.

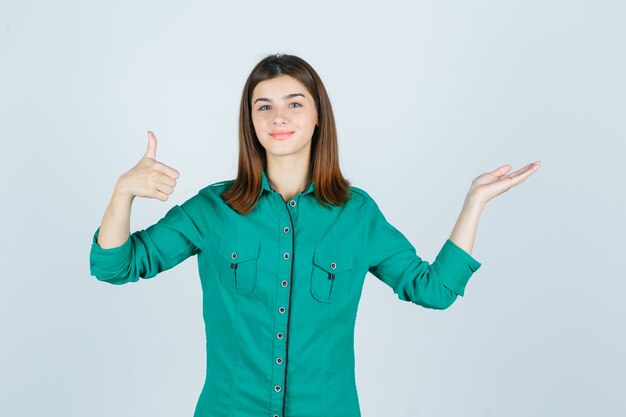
left=221, top=53, right=352, bottom=215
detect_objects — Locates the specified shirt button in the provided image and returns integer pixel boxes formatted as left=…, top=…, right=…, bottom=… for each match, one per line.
left=276, top=357, right=283, bottom=364
left=330, top=262, right=336, bottom=269
left=281, top=280, right=288, bottom=287
left=274, top=385, right=282, bottom=392
left=283, top=252, right=290, bottom=260
left=277, top=332, right=283, bottom=339
left=283, top=226, right=290, bottom=233
left=231, top=252, right=237, bottom=259
left=289, top=200, right=296, bottom=207
left=273, top=415, right=279, bottom=417
left=278, top=306, right=286, bottom=313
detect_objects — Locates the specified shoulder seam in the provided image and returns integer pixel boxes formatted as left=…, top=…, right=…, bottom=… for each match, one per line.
left=348, top=185, right=373, bottom=202
left=199, top=180, right=234, bottom=192
left=208, top=179, right=234, bottom=187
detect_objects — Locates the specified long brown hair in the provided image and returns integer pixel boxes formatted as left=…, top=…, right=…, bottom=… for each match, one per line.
left=221, top=53, right=352, bottom=215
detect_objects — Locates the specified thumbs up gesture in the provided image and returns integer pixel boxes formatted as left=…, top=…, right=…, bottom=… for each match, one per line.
left=115, top=131, right=181, bottom=201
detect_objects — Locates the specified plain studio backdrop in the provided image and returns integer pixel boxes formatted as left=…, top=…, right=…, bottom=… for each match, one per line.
left=1, top=1, right=624, bottom=416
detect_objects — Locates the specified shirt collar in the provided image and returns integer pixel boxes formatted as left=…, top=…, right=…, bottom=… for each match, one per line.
left=260, top=168, right=315, bottom=196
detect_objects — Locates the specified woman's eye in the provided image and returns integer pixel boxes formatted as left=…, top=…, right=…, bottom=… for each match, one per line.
left=257, top=103, right=302, bottom=111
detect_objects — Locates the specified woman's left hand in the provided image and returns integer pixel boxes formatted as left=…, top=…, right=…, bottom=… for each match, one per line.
left=466, top=161, right=542, bottom=206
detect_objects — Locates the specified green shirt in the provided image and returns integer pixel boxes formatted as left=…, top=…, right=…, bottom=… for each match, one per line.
left=89, top=168, right=482, bottom=417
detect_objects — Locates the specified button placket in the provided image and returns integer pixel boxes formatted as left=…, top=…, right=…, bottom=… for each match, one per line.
left=271, top=207, right=294, bottom=413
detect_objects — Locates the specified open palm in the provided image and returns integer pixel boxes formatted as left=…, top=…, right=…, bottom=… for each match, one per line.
left=469, top=161, right=542, bottom=205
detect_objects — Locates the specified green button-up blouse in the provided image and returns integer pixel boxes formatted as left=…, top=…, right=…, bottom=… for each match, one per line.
left=89, top=168, right=482, bottom=417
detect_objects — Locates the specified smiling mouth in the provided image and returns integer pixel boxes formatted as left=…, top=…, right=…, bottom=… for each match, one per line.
left=270, top=132, right=294, bottom=140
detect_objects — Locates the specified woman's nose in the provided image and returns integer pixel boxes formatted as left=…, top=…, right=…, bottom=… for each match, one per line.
left=272, top=108, right=288, bottom=124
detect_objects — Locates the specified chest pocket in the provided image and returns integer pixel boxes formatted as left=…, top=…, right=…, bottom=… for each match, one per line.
left=311, top=248, right=354, bottom=303
left=218, top=239, right=260, bottom=294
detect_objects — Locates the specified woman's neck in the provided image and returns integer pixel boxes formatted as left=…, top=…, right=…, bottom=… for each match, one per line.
left=265, top=159, right=311, bottom=202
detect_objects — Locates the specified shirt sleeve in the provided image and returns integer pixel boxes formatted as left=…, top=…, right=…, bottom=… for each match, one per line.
left=364, top=198, right=481, bottom=309
left=89, top=201, right=204, bottom=285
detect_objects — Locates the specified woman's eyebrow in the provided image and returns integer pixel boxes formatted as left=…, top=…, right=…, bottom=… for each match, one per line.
left=253, top=93, right=305, bottom=104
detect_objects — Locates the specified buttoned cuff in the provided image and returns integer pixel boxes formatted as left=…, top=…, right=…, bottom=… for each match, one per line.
left=432, top=239, right=482, bottom=297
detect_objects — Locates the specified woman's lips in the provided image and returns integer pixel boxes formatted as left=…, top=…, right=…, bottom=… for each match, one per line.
left=270, top=131, right=294, bottom=141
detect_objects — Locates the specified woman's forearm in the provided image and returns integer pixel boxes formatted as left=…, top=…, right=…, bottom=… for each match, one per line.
left=448, top=195, right=485, bottom=256
left=96, top=181, right=134, bottom=249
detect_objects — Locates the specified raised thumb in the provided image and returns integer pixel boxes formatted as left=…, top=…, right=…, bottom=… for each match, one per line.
left=144, top=130, right=157, bottom=159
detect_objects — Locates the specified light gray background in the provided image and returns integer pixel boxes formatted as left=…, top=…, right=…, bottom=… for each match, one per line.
left=1, top=0, right=624, bottom=416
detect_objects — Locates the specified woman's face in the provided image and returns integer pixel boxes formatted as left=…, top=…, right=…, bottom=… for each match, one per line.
left=251, top=75, right=319, bottom=161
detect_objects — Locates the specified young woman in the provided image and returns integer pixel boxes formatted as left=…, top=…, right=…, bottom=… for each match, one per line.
left=90, top=53, right=541, bottom=417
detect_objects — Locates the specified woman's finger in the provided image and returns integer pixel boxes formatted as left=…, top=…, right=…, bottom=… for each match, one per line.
left=156, top=182, right=175, bottom=196
left=504, top=161, right=541, bottom=179
left=159, top=174, right=177, bottom=188
left=154, top=161, right=181, bottom=179
left=507, top=162, right=541, bottom=185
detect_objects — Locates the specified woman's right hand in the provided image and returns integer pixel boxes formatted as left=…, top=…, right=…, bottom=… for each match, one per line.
left=115, top=131, right=180, bottom=201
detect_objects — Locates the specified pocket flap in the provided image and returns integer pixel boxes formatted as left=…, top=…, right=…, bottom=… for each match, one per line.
left=313, top=248, right=354, bottom=274
left=218, top=239, right=260, bottom=263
